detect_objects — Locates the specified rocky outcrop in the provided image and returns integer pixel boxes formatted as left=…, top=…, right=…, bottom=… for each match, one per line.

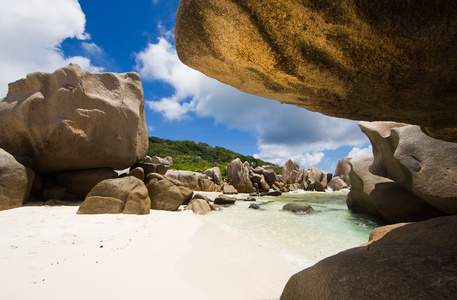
left=334, top=157, right=351, bottom=187
left=175, top=0, right=457, bottom=142
left=0, top=64, right=148, bottom=174
left=327, top=176, right=348, bottom=191
left=282, top=160, right=300, bottom=184
left=347, top=155, right=444, bottom=223
left=77, top=177, right=150, bottom=215
left=226, top=158, right=256, bottom=193
left=0, top=148, right=35, bottom=210
left=360, top=122, right=457, bottom=215
left=281, top=216, right=457, bottom=299
left=165, top=170, right=218, bottom=192
left=223, top=184, right=238, bottom=194
left=203, top=167, right=222, bottom=185
left=146, top=177, right=193, bottom=211
left=253, top=166, right=277, bottom=184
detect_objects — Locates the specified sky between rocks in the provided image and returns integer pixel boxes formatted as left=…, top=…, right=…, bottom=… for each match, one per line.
left=0, top=0, right=372, bottom=172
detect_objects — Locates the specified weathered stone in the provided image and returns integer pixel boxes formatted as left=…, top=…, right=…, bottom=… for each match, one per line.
left=185, top=198, right=212, bottom=215
left=281, top=216, right=457, bottom=299
left=283, top=202, right=314, bottom=213
left=226, top=158, right=256, bottom=193
left=203, top=167, right=222, bottom=185
left=327, top=176, right=348, bottom=191
left=0, top=64, right=148, bottom=174
left=178, top=186, right=194, bottom=205
left=128, top=167, right=145, bottom=182
left=77, top=177, right=150, bottom=215
left=282, top=160, right=300, bottom=184
left=214, top=195, right=236, bottom=205
left=165, top=169, right=218, bottom=191
left=175, top=1, right=457, bottom=142
left=147, top=178, right=185, bottom=211
left=223, top=184, right=238, bottom=194
left=0, top=148, right=35, bottom=210
left=253, top=166, right=277, bottom=184
left=348, top=155, right=444, bottom=223
left=334, top=157, right=352, bottom=187
left=54, top=168, right=118, bottom=199
left=360, top=121, right=457, bottom=215
left=150, top=156, right=173, bottom=167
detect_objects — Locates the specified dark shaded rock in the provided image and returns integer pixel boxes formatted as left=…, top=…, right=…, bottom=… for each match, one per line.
left=42, top=187, right=67, bottom=201
left=283, top=203, right=314, bottom=213
left=281, top=216, right=457, bottom=299
left=261, top=190, right=282, bottom=197
left=175, top=0, right=457, bottom=142
left=214, top=195, right=237, bottom=205
left=249, top=204, right=261, bottom=210
left=54, top=168, right=118, bottom=200
left=128, top=167, right=145, bottom=181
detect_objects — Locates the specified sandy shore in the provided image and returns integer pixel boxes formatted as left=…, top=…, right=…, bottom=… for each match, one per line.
left=0, top=201, right=302, bottom=300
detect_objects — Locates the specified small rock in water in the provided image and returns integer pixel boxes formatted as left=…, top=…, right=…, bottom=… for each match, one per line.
left=249, top=204, right=261, bottom=210
left=242, top=197, right=257, bottom=201
left=261, top=190, right=282, bottom=197
left=214, top=195, right=236, bottom=205
left=283, top=203, right=314, bottom=214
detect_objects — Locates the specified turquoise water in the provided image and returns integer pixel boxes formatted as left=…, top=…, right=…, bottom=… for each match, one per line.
left=205, top=190, right=382, bottom=268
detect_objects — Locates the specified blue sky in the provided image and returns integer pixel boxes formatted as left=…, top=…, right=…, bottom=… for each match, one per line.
left=0, top=0, right=372, bottom=172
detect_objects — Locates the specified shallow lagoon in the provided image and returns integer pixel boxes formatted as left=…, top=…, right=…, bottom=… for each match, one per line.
left=205, top=190, right=383, bottom=268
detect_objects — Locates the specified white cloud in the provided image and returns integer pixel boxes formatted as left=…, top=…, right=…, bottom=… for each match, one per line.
left=82, top=42, right=104, bottom=55
left=0, top=0, right=101, bottom=97
left=348, top=145, right=373, bottom=157
left=135, top=37, right=370, bottom=166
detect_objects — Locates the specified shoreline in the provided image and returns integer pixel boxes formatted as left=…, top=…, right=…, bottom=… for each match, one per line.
left=0, top=204, right=302, bottom=300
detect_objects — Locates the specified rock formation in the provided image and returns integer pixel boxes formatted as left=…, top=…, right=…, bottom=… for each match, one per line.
left=0, top=64, right=148, bottom=174
left=226, top=158, right=256, bottom=193
left=175, top=0, right=457, bottom=142
left=165, top=169, right=218, bottom=192
left=347, top=155, right=445, bottom=223
left=359, top=122, right=457, bottom=215
left=334, top=157, right=351, bottom=187
left=146, top=176, right=193, bottom=211
left=0, top=148, right=35, bottom=210
left=281, top=216, right=457, bottom=299
left=77, top=177, right=150, bottom=215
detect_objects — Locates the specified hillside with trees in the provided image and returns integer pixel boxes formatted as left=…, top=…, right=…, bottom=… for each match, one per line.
left=147, top=136, right=281, bottom=177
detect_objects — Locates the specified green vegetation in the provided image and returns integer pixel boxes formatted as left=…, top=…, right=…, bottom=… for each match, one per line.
left=147, top=136, right=281, bottom=177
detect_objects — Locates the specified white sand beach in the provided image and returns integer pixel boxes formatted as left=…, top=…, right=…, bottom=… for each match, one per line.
left=0, top=200, right=302, bottom=300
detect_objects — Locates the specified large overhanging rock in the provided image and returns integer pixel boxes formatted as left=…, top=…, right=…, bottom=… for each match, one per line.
left=0, top=64, right=148, bottom=174
left=175, top=0, right=457, bottom=141
left=281, top=216, right=457, bottom=299
left=359, top=121, right=457, bottom=215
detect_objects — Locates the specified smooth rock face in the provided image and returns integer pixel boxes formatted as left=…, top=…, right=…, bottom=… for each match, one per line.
left=226, top=158, right=256, bottom=193
left=334, top=157, right=352, bottom=187
left=77, top=177, right=150, bottom=215
left=327, top=176, right=348, bottom=191
left=347, top=155, right=444, bottom=223
left=0, top=64, right=148, bottom=174
left=176, top=1, right=457, bottom=141
left=165, top=169, right=218, bottom=192
left=360, top=121, right=457, bottom=214
left=185, top=198, right=212, bottom=215
left=283, top=203, right=314, bottom=214
left=147, top=178, right=186, bottom=211
left=281, top=216, right=457, bottom=299
left=0, top=148, right=35, bottom=210
left=282, top=159, right=300, bottom=184
left=203, top=167, right=222, bottom=185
